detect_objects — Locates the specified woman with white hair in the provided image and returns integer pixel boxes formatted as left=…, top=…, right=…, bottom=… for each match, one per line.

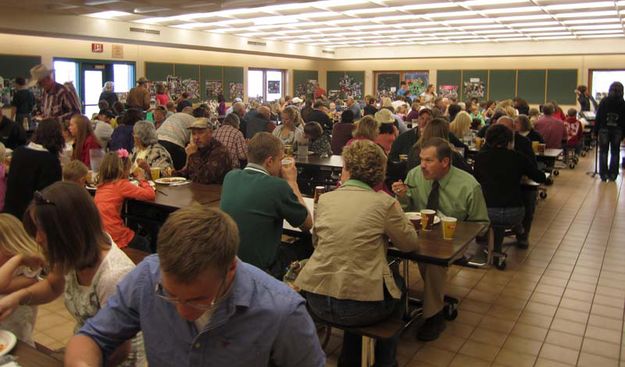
left=98, top=81, right=118, bottom=108
left=131, top=120, right=173, bottom=177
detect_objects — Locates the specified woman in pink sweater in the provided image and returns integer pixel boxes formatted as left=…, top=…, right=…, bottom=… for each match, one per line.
left=94, top=149, right=155, bottom=252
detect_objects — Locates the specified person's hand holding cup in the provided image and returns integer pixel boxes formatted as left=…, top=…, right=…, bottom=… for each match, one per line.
left=280, top=157, right=297, bottom=183
left=392, top=180, right=408, bottom=198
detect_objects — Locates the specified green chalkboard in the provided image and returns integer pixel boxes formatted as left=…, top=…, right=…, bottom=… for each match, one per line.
left=517, top=70, right=546, bottom=105
left=488, top=70, right=516, bottom=101
left=436, top=70, right=461, bottom=99
left=462, top=70, right=488, bottom=101
left=200, top=65, right=223, bottom=100
left=376, top=73, right=401, bottom=96
left=223, top=67, right=244, bottom=101
left=547, top=69, right=577, bottom=105
left=293, top=70, right=318, bottom=98
left=174, top=64, right=199, bottom=80
left=327, top=71, right=365, bottom=100
left=145, top=62, right=174, bottom=82
left=0, top=54, right=41, bottom=79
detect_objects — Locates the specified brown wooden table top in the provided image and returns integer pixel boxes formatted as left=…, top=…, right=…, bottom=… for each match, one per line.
left=144, top=182, right=222, bottom=210
left=388, top=221, right=487, bottom=266
left=12, top=341, right=63, bottom=367
left=294, top=154, right=343, bottom=168
left=536, top=148, right=563, bottom=158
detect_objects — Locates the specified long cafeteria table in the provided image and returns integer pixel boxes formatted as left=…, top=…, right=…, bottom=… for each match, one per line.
left=10, top=341, right=64, bottom=367
left=293, top=154, right=343, bottom=196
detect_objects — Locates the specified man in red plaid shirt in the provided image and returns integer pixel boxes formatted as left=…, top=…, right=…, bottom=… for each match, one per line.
left=214, top=113, right=247, bottom=168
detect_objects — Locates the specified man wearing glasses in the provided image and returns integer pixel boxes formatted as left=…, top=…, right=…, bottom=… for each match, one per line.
left=65, top=205, right=325, bottom=367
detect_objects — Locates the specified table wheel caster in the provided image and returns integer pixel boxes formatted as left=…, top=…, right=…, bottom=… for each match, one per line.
left=539, top=191, right=547, bottom=199
left=553, top=170, right=560, bottom=176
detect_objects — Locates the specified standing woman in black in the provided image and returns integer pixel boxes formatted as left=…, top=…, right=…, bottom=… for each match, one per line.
left=594, top=82, right=625, bottom=181
left=3, top=119, right=64, bottom=219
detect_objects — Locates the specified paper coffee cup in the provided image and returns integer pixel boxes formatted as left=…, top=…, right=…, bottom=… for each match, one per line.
left=420, top=209, right=436, bottom=231
left=442, top=217, right=458, bottom=240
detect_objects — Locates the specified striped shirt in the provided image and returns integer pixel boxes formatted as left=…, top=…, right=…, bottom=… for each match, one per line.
left=41, top=82, right=81, bottom=122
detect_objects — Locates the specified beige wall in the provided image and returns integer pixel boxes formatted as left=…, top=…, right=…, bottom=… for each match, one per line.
left=0, top=33, right=319, bottom=99
left=3, top=33, right=624, bottom=107
left=319, top=55, right=625, bottom=107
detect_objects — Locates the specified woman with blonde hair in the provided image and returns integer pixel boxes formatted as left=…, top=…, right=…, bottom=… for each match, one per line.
left=0, top=214, right=43, bottom=345
left=450, top=111, right=472, bottom=139
left=346, top=115, right=379, bottom=145
left=273, top=105, right=304, bottom=146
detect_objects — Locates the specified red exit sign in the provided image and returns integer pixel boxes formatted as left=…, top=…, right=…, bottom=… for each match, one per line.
left=92, top=43, right=104, bottom=53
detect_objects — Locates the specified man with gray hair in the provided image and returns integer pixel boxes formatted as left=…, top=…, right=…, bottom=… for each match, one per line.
left=65, top=205, right=326, bottom=367
left=231, top=101, right=248, bottom=136
left=213, top=113, right=247, bottom=168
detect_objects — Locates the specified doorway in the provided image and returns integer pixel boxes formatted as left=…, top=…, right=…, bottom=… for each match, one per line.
left=247, top=68, right=285, bottom=103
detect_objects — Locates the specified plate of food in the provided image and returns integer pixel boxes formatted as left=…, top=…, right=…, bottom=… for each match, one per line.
left=0, top=330, right=17, bottom=356
left=154, top=177, right=188, bottom=185
left=404, top=212, right=441, bottom=226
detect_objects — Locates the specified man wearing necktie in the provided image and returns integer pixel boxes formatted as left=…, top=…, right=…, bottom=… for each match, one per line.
left=393, top=138, right=489, bottom=341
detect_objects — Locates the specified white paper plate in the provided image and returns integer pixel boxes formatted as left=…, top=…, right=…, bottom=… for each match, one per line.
left=404, top=212, right=441, bottom=225
left=0, top=330, right=17, bottom=356
left=154, top=177, right=187, bottom=185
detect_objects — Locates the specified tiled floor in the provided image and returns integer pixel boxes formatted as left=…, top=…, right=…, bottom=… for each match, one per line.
left=323, top=152, right=625, bottom=367
left=35, top=150, right=625, bottom=367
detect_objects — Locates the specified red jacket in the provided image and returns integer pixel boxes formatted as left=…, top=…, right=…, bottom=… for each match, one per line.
left=94, top=179, right=155, bottom=247
left=80, top=134, right=102, bottom=167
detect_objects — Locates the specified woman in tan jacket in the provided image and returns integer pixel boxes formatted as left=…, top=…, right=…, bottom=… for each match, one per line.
left=295, top=140, right=418, bottom=367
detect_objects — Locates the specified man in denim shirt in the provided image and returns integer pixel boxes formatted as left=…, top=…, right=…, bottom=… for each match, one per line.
left=65, top=205, right=325, bottom=367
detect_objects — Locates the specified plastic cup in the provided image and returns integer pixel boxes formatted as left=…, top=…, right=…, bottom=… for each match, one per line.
left=420, top=209, right=436, bottom=231
left=531, top=141, right=539, bottom=153
left=314, top=186, right=325, bottom=204
left=442, top=217, right=458, bottom=240
left=281, top=157, right=294, bottom=168
left=150, top=167, right=161, bottom=180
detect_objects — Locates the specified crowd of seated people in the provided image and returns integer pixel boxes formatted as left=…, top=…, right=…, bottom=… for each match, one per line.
left=1, top=64, right=623, bottom=367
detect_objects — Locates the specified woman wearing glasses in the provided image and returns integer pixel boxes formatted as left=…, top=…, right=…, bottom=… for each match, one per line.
left=0, top=182, right=145, bottom=366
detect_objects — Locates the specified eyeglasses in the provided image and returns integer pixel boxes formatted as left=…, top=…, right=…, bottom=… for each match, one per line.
left=33, top=191, right=55, bottom=206
left=154, top=278, right=226, bottom=311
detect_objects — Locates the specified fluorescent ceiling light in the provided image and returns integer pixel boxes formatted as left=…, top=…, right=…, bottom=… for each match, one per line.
left=397, top=3, right=458, bottom=11
left=461, top=24, right=507, bottom=29
left=497, top=14, right=551, bottom=21
left=575, top=29, right=624, bottom=34
left=425, top=10, right=478, bottom=18
left=578, top=34, right=624, bottom=38
left=544, top=1, right=614, bottom=11
left=253, top=16, right=299, bottom=26
left=445, top=18, right=492, bottom=25
left=554, top=11, right=617, bottom=18
left=533, top=36, right=576, bottom=40
left=461, top=0, right=528, bottom=5
left=569, top=24, right=623, bottom=30
left=172, top=22, right=213, bottom=29
left=480, top=6, right=540, bottom=15
left=472, top=29, right=518, bottom=34
left=498, top=21, right=558, bottom=27
left=562, top=18, right=620, bottom=25
left=85, top=11, right=133, bottom=19
left=528, top=32, right=573, bottom=37
left=345, top=7, right=396, bottom=15
left=518, top=27, right=568, bottom=32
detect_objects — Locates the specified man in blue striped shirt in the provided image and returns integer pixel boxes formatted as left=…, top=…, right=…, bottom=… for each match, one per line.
left=65, top=205, right=325, bottom=367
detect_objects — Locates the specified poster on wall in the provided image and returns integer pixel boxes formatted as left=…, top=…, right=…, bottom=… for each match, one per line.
left=228, top=82, right=243, bottom=101
left=183, top=79, right=200, bottom=100
left=376, top=73, right=400, bottom=99
left=438, top=85, right=459, bottom=99
left=330, top=73, right=363, bottom=100
left=463, top=78, right=485, bottom=99
left=268, top=80, right=281, bottom=94
left=205, top=80, right=223, bottom=100
left=295, top=79, right=317, bottom=99
left=164, top=76, right=201, bottom=101
left=404, top=72, right=429, bottom=98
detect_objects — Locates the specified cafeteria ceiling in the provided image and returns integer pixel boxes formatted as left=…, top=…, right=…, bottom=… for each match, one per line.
left=2, top=0, right=625, bottom=49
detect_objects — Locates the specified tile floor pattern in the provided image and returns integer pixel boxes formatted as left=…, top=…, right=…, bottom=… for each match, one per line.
left=34, top=151, right=625, bottom=367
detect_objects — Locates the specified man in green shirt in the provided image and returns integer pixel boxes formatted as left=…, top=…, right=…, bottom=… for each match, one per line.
left=393, top=137, right=489, bottom=341
left=220, top=132, right=313, bottom=279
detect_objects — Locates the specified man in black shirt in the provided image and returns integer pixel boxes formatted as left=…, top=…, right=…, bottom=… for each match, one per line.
left=0, top=107, right=26, bottom=150
left=305, top=101, right=333, bottom=133
left=10, top=77, right=35, bottom=130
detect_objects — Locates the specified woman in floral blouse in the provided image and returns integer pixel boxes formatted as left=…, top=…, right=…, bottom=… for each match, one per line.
left=131, top=120, right=173, bottom=178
